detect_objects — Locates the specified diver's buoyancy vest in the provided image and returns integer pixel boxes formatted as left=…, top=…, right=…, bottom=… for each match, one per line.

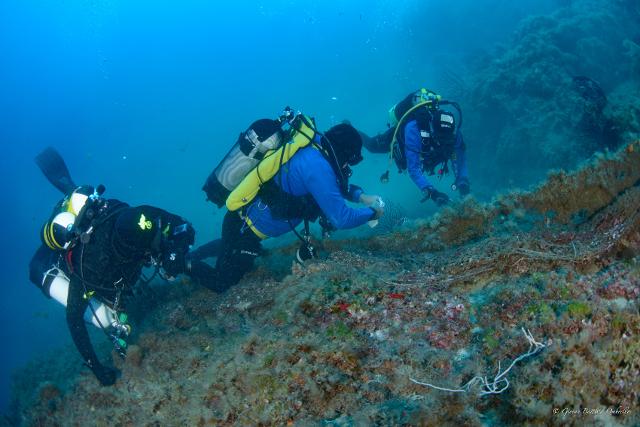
left=392, top=107, right=430, bottom=170
left=256, top=177, right=321, bottom=221
left=68, top=200, right=142, bottom=295
left=393, top=108, right=457, bottom=175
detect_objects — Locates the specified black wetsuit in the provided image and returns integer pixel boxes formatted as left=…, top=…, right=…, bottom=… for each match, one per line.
left=188, top=210, right=262, bottom=293
left=29, top=200, right=193, bottom=385
left=359, top=127, right=395, bottom=154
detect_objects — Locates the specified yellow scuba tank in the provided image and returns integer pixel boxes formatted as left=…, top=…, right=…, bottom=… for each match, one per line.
left=42, top=185, right=97, bottom=250
left=226, top=114, right=317, bottom=211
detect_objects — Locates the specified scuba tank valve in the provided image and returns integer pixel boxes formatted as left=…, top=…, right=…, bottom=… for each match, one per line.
left=109, top=312, right=131, bottom=359
left=277, top=106, right=296, bottom=125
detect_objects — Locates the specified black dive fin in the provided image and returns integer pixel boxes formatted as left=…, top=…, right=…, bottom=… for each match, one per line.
left=35, top=147, right=76, bottom=195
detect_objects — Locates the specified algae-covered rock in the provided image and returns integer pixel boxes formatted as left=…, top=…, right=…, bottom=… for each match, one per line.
left=7, top=137, right=639, bottom=426
left=449, top=0, right=640, bottom=191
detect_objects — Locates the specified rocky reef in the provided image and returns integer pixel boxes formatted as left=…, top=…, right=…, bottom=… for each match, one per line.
left=5, top=141, right=639, bottom=426
left=442, top=0, right=640, bottom=192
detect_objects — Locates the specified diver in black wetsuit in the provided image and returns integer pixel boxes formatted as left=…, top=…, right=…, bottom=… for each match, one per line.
left=29, top=148, right=196, bottom=386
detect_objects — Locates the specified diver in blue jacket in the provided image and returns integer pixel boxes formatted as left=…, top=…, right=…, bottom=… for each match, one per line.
left=189, top=123, right=383, bottom=293
left=360, top=89, right=470, bottom=206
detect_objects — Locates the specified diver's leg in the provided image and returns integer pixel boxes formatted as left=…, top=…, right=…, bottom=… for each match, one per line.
left=29, top=244, right=60, bottom=290
left=188, top=211, right=261, bottom=292
left=189, top=239, right=222, bottom=261
left=213, top=211, right=262, bottom=291
left=214, top=235, right=261, bottom=292
left=188, top=260, right=221, bottom=291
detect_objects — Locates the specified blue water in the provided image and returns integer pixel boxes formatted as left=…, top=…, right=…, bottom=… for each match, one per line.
left=0, top=0, right=558, bottom=411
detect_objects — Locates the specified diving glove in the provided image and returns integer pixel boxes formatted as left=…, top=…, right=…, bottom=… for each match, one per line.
left=453, top=178, right=471, bottom=196
left=161, top=249, right=187, bottom=279
left=421, top=187, right=450, bottom=206
left=161, top=223, right=196, bottom=279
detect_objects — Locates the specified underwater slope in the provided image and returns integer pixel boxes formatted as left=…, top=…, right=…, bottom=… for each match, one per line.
left=457, top=0, right=640, bottom=191
left=8, top=141, right=640, bottom=426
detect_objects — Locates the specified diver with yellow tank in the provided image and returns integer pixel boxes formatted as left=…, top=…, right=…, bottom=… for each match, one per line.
left=191, top=108, right=384, bottom=292
left=29, top=147, right=196, bottom=386
left=359, top=88, right=471, bottom=206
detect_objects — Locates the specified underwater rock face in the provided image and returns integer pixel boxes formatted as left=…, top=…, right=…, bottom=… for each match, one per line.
left=7, top=142, right=640, bottom=425
left=457, top=0, right=640, bottom=191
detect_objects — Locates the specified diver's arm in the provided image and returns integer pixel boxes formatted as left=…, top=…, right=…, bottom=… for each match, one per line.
left=360, top=127, right=394, bottom=154
left=66, top=276, right=98, bottom=366
left=305, top=160, right=373, bottom=229
left=66, top=277, right=116, bottom=385
left=345, top=184, right=364, bottom=203
left=344, top=184, right=381, bottom=206
left=404, top=121, right=433, bottom=191
left=346, top=184, right=381, bottom=206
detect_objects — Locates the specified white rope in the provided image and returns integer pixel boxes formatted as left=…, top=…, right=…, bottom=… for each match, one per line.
left=410, top=327, right=547, bottom=396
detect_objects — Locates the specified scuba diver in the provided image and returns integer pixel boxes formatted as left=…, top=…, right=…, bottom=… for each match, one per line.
left=192, top=110, right=384, bottom=293
left=29, top=147, right=195, bottom=386
left=360, top=88, right=470, bottom=206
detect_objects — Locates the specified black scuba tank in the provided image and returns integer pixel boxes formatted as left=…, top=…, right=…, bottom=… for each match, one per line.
left=202, top=119, right=285, bottom=208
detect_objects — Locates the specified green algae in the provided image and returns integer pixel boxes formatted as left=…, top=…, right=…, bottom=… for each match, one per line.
left=526, top=302, right=556, bottom=323
left=483, top=329, right=500, bottom=352
left=327, top=321, right=353, bottom=339
left=566, top=301, right=592, bottom=318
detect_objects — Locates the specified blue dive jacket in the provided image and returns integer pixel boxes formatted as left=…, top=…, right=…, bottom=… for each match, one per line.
left=404, top=119, right=468, bottom=191
left=243, top=144, right=372, bottom=238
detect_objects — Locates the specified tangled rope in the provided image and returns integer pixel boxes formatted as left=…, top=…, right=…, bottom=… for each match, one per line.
left=410, top=328, right=548, bottom=396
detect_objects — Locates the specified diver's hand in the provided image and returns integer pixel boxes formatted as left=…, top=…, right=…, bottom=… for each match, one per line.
left=431, top=189, right=450, bottom=206
left=421, top=187, right=450, bottom=206
left=369, top=205, right=384, bottom=220
left=93, top=364, right=120, bottom=386
left=453, top=178, right=471, bottom=196
left=161, top=249, right=187, bottom=280
left=359, top=193, right=382, bottom=206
